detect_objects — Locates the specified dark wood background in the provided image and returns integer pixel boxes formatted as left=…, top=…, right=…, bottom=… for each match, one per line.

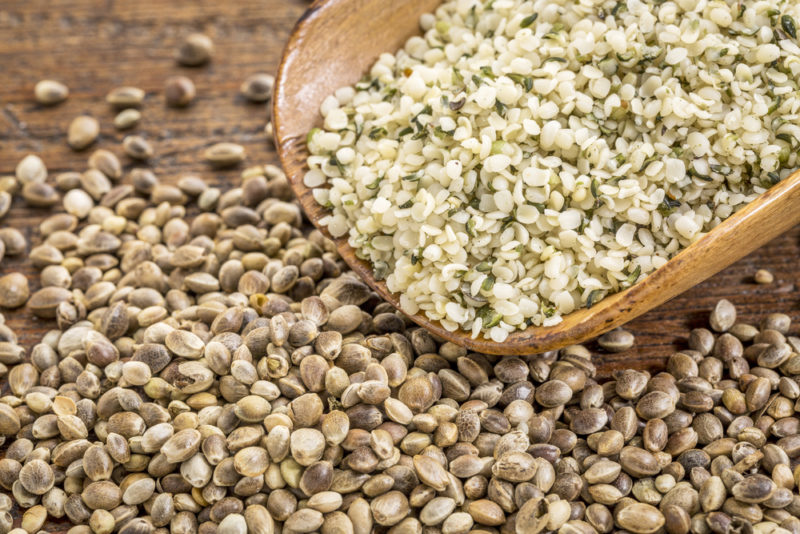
left=0, top=0, right=799, bottom=530
left=1, top=0, right=799, bottom=376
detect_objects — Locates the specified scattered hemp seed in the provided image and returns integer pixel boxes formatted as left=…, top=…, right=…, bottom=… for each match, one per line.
left=21, top=181, right=60, bottom=208
left=67, top=115, right=100, bottom=150
left=33, top=80, right=69, bottom=105
left=0, top=177, right=18, bottom=195
left=241, top=73, right=275, bottom=103
left=1, top=204, right=800, bottom=534
left=203, top=142, right=246, bottom=167
left=597, top=328, right=635, bottom=352
left=122, top=135, right=154, bottom=160
left=0, top=228, right=26, bottom=256
left=164, top=76, right=196, bottom=107
left=0, top=192, right=10, bottom=220
left=15, top=154, right=47, bottom=184
left=87, top=149, right=122, bottom=180
left=176, top=32, right=214, bottom=66
left=113, top=108, right=141, bottom=130
left=755, top=269, right=775, bottom=285
left=105, top=86, right=145, bottom=108
left=0, top=273, right=29, bottom=308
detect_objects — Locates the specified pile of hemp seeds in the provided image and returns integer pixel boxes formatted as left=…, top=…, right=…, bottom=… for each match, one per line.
left=0, top=31, right=799, bottom=534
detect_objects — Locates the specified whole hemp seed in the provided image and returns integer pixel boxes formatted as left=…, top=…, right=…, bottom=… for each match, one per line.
left=0, top=192, right=11, bottom=220
left=241, top=73, right=275, bottom=103
left=597, top=328, right=635, bottom=352
left=15, top=154, right=47, bottom=184
left=4, top=184, right=800, bottom=534
left=755, top=269, right=775, bottom=285
left=33, top=80, right=69, bottom=105
left=113, top=109, right=141, bottom=130
left=67, top=115, right=100, bottom=150
left=122, top=135, right=154, bottom=160
left=165, top=76, right=196, bottom=107
left=203, top=142, right=246, bottom=167
left=0, top=273, right=29, bottom=308
left=105, top=86, right=145, bottom=108
left=176, top=32, right=214, bottom=66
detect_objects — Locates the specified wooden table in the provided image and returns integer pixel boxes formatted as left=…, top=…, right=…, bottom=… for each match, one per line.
left=1, top=0, right=800, bottom=369
left=0, top=0, right=799, bottom=530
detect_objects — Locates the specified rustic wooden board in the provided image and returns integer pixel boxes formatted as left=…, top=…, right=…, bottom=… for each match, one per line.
left=0, top=0, right=799, bottom=528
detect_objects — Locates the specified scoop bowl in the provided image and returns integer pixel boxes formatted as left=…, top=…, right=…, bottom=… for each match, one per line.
left=273, top=0, right=800, bottom=355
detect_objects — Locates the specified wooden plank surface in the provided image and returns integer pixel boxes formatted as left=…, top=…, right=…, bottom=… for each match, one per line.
left=1, top=0, right=800, bottom=528
left=1, top=0, right=800, bottom=377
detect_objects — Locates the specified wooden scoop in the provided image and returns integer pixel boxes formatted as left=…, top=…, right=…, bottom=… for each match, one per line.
left=273, top=0, right=800, bottom=356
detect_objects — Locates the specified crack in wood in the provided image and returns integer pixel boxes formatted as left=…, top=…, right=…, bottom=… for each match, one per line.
left=2, top=105, right=30, bottom=139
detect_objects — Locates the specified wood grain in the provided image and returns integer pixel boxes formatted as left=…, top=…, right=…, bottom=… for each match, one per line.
left=274, top=0, right=800, bottom=356
left=1, top=0, right=800, bottom=529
